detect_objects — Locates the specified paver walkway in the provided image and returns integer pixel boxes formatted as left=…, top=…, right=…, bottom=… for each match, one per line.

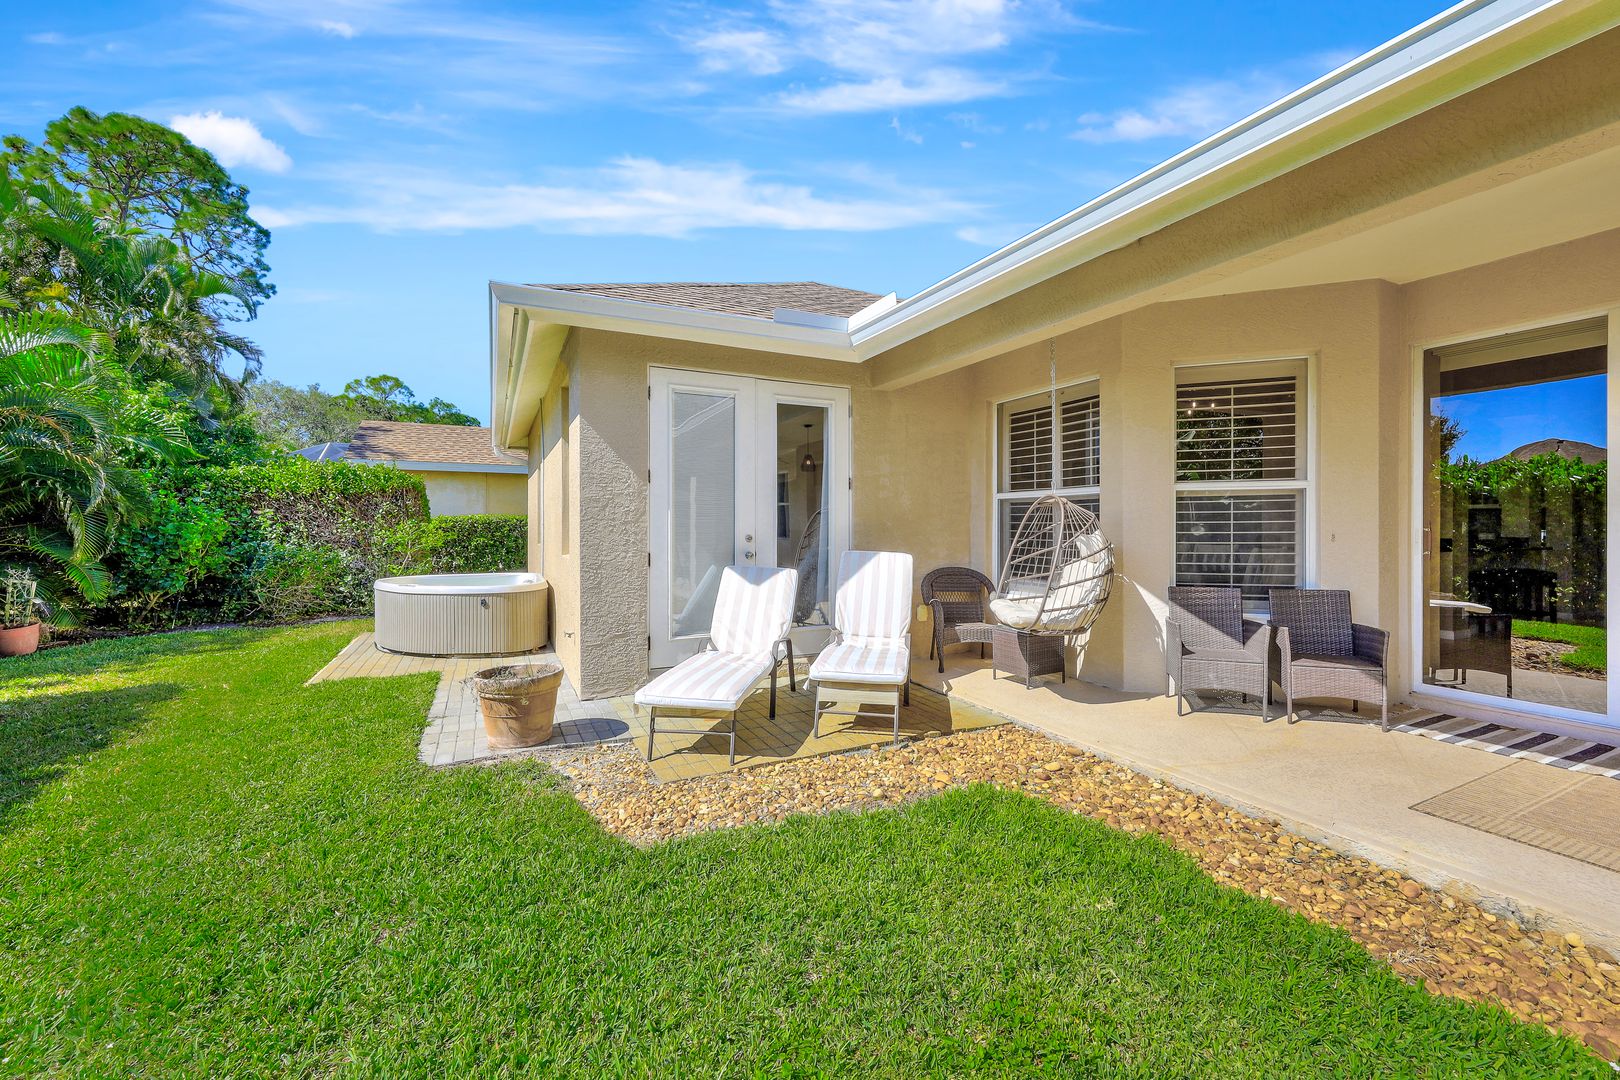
left=308, top=633, right=1004, bottom=781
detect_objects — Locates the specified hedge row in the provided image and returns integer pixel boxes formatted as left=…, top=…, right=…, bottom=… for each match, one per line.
left=95, top=461, right=526, bottom=630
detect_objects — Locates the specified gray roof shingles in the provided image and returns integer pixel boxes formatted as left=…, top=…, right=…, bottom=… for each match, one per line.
left=529, top=281, right=884, bottom=321
left=342, top=421, right=526, bottom=468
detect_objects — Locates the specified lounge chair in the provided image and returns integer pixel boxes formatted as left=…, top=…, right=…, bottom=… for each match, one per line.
left=809, top=550, right=913, bottom=744
left=1268, top=588, right=1390, bottom=729
left=636, top=564, right=798, bottom=766
left=1165, top=586, right=1272, bottom=718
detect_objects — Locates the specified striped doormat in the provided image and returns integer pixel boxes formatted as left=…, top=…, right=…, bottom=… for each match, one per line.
left=1391, top=712, right=1620, bottom=781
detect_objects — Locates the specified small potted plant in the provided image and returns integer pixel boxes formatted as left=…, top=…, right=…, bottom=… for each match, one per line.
left=1, top=568, right=43, bottom=658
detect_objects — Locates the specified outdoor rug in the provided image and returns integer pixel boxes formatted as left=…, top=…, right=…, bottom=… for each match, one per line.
left=1412, top=761, right=1620, bottom=873
left=1186, top=692, right=1620, bottom=780
left=1389, top=712, right=1620, bottom=781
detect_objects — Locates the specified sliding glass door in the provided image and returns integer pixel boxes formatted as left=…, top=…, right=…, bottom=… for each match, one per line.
left=1420, top=318, right=1609, bottom=721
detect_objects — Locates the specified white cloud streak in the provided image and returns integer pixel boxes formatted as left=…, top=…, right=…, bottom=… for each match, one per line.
left=253, top=156, right=976, bottom=237
left=169, top=111, right=293, bottom=172
left=684, top=0, right=1087, bottom=113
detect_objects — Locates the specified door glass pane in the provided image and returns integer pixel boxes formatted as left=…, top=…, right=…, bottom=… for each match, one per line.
left=669, top=390, right=735, bottom=639
left=1423, top=327, right=1607, bottom=716
left=775, top=402, right=831, bottom=627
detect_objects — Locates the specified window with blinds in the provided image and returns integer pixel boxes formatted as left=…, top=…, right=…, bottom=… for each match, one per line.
left=996, top=382, right=1100, bottom=561
left=1173, top=361, right=1308, bottom=610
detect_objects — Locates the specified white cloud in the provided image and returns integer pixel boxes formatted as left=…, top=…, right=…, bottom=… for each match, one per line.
left=889, top=116, right=923, bottom=144
left=253, top=156, right=975, bottom=237
left=781, top=69, right=1007, bottom=113
left=170, top=111, right=293, bottom=172
left=26, top=31, right=67, bottom=45
left=681, top=0, right=1087, bottom=113
left=688, top=27, right=786, bottom=75
left=956, top=221, right=1035, bottom=247
left=318, top=19, right=357, bottom=37
left=1070, top=59, right=1349, bottom=144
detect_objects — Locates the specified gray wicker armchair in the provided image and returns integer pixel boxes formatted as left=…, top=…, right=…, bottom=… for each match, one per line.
left=921, top=566, right=994, bottom=673
left=1268, top=588, right=1390, bottom=729
left=1166, top=586, right=1272, bottom=718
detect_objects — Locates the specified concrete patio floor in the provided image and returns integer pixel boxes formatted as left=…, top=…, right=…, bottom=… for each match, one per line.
left=917, top=650, right=1620, bottom=950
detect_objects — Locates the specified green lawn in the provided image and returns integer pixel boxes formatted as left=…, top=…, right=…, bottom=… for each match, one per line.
left=0, top=622, right=1604, bottom=1077
left=1513, top=619, right=1607, bottom=673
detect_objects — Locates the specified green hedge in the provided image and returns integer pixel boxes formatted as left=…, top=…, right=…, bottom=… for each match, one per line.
left=97, top=460, right=434, bottom=628
left=387, top=515, right=527, bottom=575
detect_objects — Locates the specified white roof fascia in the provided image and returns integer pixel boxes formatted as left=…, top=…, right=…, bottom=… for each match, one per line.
left=489, top=282, right=857, bottom=361
left=848, top=0, right=1613, bottom=355
left=348, top=458, right=528, bottom=475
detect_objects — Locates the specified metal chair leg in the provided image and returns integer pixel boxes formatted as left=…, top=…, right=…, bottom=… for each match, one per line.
left=769, top=662, right=778, bottom=720
left=729, top=710, right=737, bottom=766
left=786, top=640, right=796, bottom=692
left=646, top=708, right=657, bottom=760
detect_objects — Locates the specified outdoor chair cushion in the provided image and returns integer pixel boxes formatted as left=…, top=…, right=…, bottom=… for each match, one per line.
left=634, top=650, right=773, bottom=710
left=989, top=551, right=1111, bottom=630
left=809, top=640, right=910, bottom=685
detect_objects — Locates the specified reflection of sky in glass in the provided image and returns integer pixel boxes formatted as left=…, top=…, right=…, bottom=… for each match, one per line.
left=1436, top=374, right=1607, bottom=461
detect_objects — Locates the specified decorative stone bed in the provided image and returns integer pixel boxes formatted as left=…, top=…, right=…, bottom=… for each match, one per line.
left=540, top=724, right=1620, bottom=1061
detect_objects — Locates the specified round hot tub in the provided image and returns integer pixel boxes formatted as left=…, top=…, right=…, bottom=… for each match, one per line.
left=374, top=573, right=549, bottom=657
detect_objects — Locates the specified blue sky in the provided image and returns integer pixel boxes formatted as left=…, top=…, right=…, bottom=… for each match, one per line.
left=7, top=0, right=1445, bottom=421
left=1438, top=376, right=1609, bottom=461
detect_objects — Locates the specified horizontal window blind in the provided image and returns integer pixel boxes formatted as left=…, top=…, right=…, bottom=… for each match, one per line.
left=996, top=384, right=1101, bottom=566
left=1174, top=492, right=1301, bottom=606
left=1176, top=375, right=1298, bottom=482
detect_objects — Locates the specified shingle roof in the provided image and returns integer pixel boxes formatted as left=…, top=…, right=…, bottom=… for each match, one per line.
left=530, top=281, right=884, bottom=321
left=1507, top=438, right=1607, bottom=463
left=343, top=421, right=526, bottom=468
left=294, top=441, right=349, bottom=463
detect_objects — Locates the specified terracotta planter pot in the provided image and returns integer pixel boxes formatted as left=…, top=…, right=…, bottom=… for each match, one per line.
left=0, top=621, right=41, bottom=658
left=471, top=663, right=564, bottom=749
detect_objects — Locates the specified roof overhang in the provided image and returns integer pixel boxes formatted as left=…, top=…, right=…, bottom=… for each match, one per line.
left=349, top=458, right=527, bottom=475
left=490, top=0, right=1620, bottom=443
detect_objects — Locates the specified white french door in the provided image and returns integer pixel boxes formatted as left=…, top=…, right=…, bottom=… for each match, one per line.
left=649, top=368, right=851, bottom=669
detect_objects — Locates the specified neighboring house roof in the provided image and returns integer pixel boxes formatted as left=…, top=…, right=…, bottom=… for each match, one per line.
left=294, top=441, right=350, bottom=462
left=530, top=282, right=886, bottom=321
left=1507, top=438, right=1608, bottom=463
left=343, top=421, right=527, bottom=471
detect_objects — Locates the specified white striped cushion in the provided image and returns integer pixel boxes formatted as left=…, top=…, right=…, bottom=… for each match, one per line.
left=808, top=641, right=909, bottom=685
left=634, top=651, right=772, bottom=710
left=832, top=550, right=913, bottom=643
left=708, top=565, right=798, bottom=658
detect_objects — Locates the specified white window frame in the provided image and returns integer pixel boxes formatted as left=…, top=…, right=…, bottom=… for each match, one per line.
left=1172, top=356, right=1316, bottom=612
left=992, top=378, right=1101, bottom=572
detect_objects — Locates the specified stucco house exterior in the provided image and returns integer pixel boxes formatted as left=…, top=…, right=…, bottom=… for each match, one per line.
left=299, top=420, right=527, bottom=516
left=488, top=0, right=1619, bottom=739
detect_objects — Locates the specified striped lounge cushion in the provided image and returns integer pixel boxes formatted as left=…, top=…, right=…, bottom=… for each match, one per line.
left=709, top=564, right=799, bottom=657
left=832, top=550, right=913, bottom=641
left=809, top=640, right=909, bottom=685
left=634, top=651, right=773, bottom=710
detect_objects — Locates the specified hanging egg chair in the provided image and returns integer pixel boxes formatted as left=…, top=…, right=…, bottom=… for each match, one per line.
left=991, top=494, right=1115, bottom=638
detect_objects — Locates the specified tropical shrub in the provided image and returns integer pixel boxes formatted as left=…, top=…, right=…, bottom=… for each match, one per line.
left=0, top=310, right=192, bottom=621
left=98, top=460, right=430, bottom=628
left=387, top=515, right=527, bottom=575
left=1433, top=454, right=1606, bottom=625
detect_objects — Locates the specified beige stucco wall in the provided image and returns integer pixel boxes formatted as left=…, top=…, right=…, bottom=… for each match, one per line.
left=526, top=226, right=1617, bottom=704
left=411, top=469, right=527, bottom=517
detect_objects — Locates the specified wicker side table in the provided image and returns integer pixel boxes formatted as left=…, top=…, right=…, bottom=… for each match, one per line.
left=955, top=622, right=1065, bottom=689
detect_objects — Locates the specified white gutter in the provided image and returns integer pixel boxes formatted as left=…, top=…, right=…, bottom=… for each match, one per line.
left=850, top=0, right=1614, bottom=353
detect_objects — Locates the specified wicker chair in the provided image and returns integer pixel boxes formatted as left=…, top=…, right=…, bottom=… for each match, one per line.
left=1268, top=588, right=1390, bottom=729
left=921, top=566, right=994, bottom=673
left=1165, top=586, right=1272, bottom=718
